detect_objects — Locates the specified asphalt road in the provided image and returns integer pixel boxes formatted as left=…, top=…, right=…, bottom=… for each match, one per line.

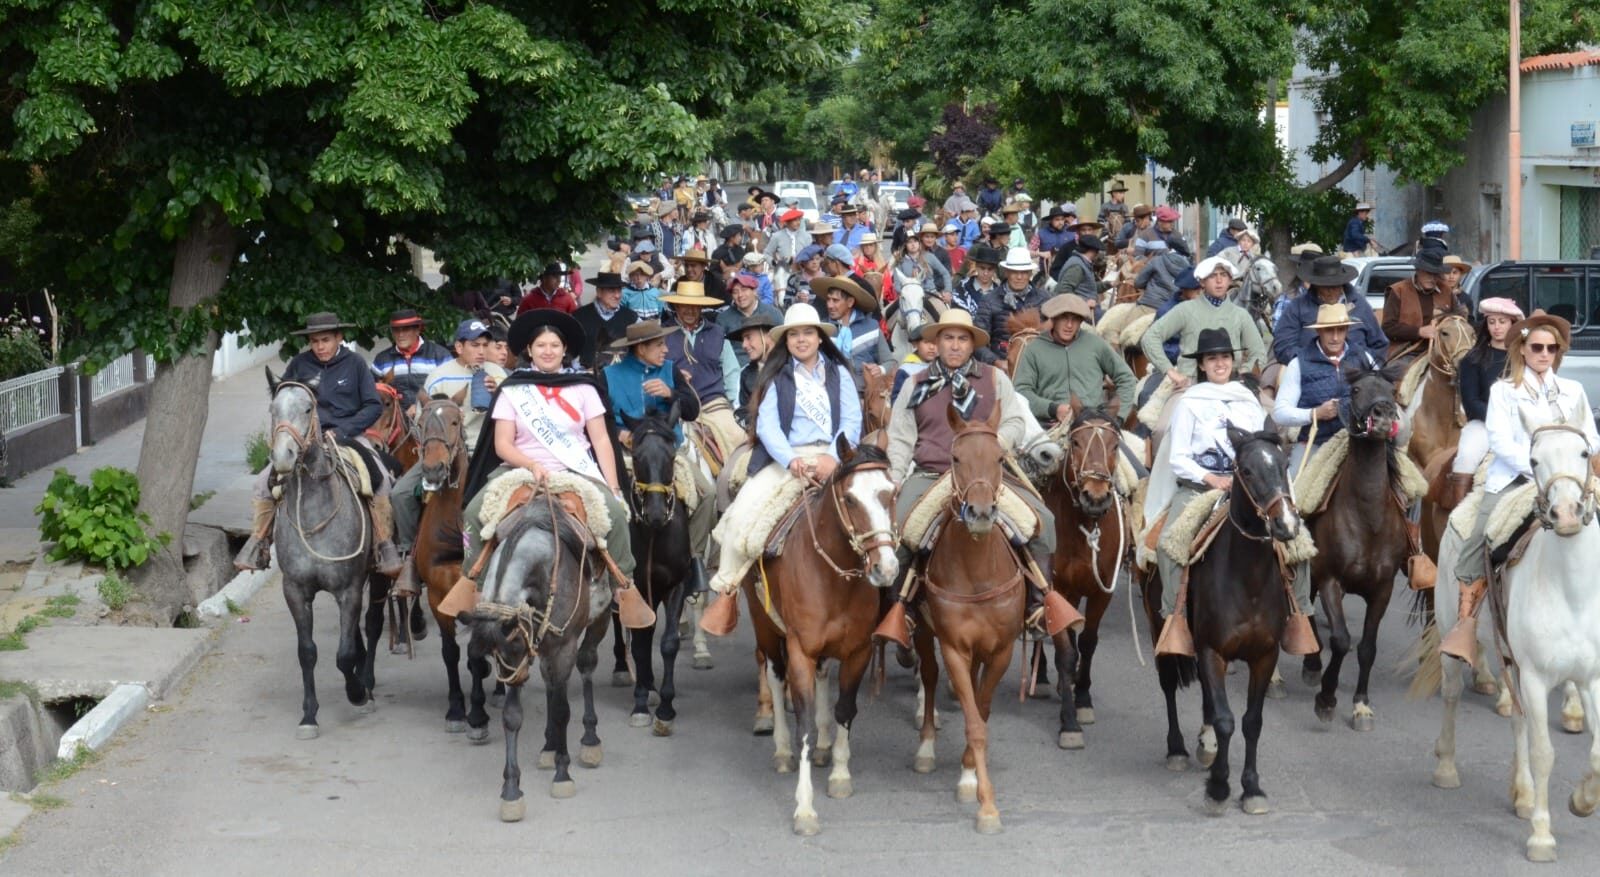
left=5, top=569, right=1598, bottom=876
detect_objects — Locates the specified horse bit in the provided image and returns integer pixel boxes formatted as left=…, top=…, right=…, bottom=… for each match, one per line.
left=1530, top=423, right=1598, bottom=528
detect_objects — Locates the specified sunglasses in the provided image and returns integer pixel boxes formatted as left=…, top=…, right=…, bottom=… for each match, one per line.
left=1527, top=342, right=1562, bottom=354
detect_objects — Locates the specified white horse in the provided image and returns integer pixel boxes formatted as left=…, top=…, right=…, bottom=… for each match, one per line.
left=1231, top=256, right=1282, bottom=343
left=888, top=280, right=928, bottom=359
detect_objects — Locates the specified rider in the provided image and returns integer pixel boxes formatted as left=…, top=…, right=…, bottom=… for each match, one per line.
left=734, top=312, right=778, bottom=426
left=1149, top=327, right=1316, bottom=657
left=572, top=272, right=638, bottom=370
left=1053, top=234, right=1102, bottom=311
left=1139, top=256, right=1268, bottom=387
left=1206, top=217, right=1247, bottom=257
left=1340, top=203, right=1376, bottom=257
left=972, top=247, right=1051, bottom=365
left=1444, top=314, right=1600, bottom=665
left=370, top=309, right=451, bottom=405
left=515, top=263, right=579, bottom=315
left=235, top=312, right=402, bottom=577
left=815, top=275, right=890, bottom=380
left=622, top=259, right=664, bottom=322
left=714, top=271, right=784, bottom=368
left=1013, top=294, right=1137, bottom=425
left=1114, top=204, right=1153, bottom=251
left=659, top=283, right=748, bottom=472
left=892, top=319, right=941, bottom=401
left=1272, top=303, right=1380, bottom=473
left=1272, top=256, right=1388, bottom=364
left=675, top=248, right=727, bottom=307
left=953, top=244, right=1000, bottom=314
left=1381, top=249, right=1465, bottom=364
left=1444, top=297, right=1525, bottom=506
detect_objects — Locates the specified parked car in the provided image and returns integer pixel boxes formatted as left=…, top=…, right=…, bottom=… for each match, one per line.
left=1463, top=260, right=1600, bottom=417
left=1345, top=256, right=1416, bottom=317
left=774, top=180, right=817, bottom=205
left=778, top=192, right=820, bottom=225
left=878, top=182, right=913, bottom=212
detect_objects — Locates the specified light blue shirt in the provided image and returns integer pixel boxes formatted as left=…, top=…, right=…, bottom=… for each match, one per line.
left=755, top=359, right=863, bottom=468
left=621, top=285, right=662, bottom=321
left=838, top=223, right=869, bottom=251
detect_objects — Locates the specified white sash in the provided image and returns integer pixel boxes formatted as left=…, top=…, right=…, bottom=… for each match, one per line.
left=793, top=367, right=834, bottom=437
left=503, top=385, right=603, bottom=481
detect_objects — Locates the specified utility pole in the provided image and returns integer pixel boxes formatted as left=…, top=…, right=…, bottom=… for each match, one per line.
left=1508, top=0, right=1522, bottom=259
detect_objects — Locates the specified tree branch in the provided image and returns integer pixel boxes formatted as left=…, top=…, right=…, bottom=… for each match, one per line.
left=1301, top=140, right=1368, bottom=194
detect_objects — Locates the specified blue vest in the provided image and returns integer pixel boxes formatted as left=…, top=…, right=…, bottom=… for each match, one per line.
left=1295, top=340, right=1363, bottom=444
left=747, top=364, right=844, bottom=472
left=665, top=323, right=729, bottom=403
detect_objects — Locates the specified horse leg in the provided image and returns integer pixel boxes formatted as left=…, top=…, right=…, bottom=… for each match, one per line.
left=1197, top=669, right=1218, bottom=769
left=1519, top=669, right=1557, bottom=861
left=785, top=643, right=821, bottom=836
left=754, top=648, right=776, bottom=735
left=1562, top=681, right=1586, bottom=734
left=577, top=618, right=606, bottom=768
left=285, top=585, right=321, bottom=739
left=1299, top=583, right=1324, bottom=687
left=1157, top=654, right=1190, bottom=770
left=1074, top=621, right=1101, bottom=723
left=913, top=626, right=940, bottom=773
left=1473, top=648, right=1500, bottom=697
left=440, top=618, right=467, bottom=732
left=1239, top=653, right=1273, bottom=815
left=497, top=682, right=526, bottom=822
left=628, top=614, right=658, bottom=727
left=333, top=582, right=372, bottom=710
left=465, top=648, right=492, bottom=744
left=690, top=592, right=714, bottom=669
left=653, top=582, right=688, bottom=736
left=829, top=646, right=872, bottom=800
left=1053, top=628, right=1084, bottom=750
left=1510, top=668, right=1533, bottom=818
left=1569, top=679, right=1600, bottom=816
left=360, top=574, right=385, bottom=694
left=1433, top=637, right=1465, bottom=789
left=1313, top=577, right=1349, bottom=724
left=1349, top=588, right=1391, bottom=731
left=610, top=611, right=631, bottom=687
left=946, top=646, right=1002, bottom=834
left=1196, top=648, right=1234, bottom=813
left=543, top=652, right=577, bottom=799
left=974, top=641, right=1014, bottom=834
left=812, top=660, right=836, bottom=766
left=765, top=656, right=795, bottom=773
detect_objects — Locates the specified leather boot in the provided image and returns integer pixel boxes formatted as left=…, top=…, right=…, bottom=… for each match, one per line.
left=233, top=499, right=277, bottom=571
left=1441, top=578, right=1488, bottom=665
left=391, top=551, right=420, bottom=598
left=367, top=494, right=404, bottom=577
left=700, top=592, right=740, bottom=636
left=1444, top=473, right=1474, bottom=510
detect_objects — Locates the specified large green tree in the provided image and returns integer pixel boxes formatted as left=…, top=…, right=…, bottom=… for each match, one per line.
left=1, top=0, right=848, bottom=618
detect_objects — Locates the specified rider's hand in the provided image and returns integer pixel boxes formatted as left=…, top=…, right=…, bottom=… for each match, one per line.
left=1166, top=368, right=1192, bottom=389
left=1315, top=399, right=1339, bottom=420
left=483, top=374, right=499, bottom=393
left=498, top=295, right=513, bottom=307
left=863, top=363, right=883, bottom=380
left=1203, top=473, right=1233, bottom=491
left=788, top=458, right=810, bottom=480
left=642, top=379, right=672, bottom=399
left=1055, top=403, right=1074, bottom=424
left=1418, top=325, right=1437, bottom=340
left=524, top=461, right=549, bottom=484
left=810, top=455, right=839, bottom=482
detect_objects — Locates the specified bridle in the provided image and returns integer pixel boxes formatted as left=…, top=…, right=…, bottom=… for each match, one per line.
left=271, top=381, right=368, bottom=561
left=366, top=382, right=412, bottom=449
left=1425, top=314, right=1474, bottom=381
left=803, top=459, right=898, bottom=580
left=1346, top=374, right=1402, bottom=441
left=1062, top=415, right=1118, bottom=512
left=949, top=422, right=1002, bottom=522
left=627, top=428, right=679, bottom=522
left=1229, top=440, right=1297, bottom=542
left=476, top=490, right=585, bottom=687
left=271, top=382, right=333, bottom=477
left=1530, top=423, right=1598, bottom=528
left=417, top=399, right=465, bottom=490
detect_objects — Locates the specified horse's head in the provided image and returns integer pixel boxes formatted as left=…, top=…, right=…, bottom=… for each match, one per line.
left=898, top=282, right=927, bottom=333
left=266, top=367, right=318, bottom=474
left=947, top=400, right=1006, bottom=538
left=1227, top=425, right=1301, bottom=542
left=1432, top=314, right=1476, bottom=370
left=418, top=397, right=466, bottom=492
left=1065, top=396, right=1121, bottom=517
left=827, top=437, right=899, bottom=590
left=623, top=404, right=681, bottom=529
left=1344, top=360, right=1404, bottom=442
left=1526, top=416, right=1596, bottom=536
left=862, top=367, right=893, bottom=434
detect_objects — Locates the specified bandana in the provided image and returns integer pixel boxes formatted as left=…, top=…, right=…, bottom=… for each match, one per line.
left=909, top=358, right=978, bottom=418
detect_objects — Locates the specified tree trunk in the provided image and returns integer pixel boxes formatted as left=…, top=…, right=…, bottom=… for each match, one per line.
left=133, top=202, right=237, bottom=621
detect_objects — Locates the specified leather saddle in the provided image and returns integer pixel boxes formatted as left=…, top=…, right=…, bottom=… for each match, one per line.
left=496, top=484, right=591, bottom=542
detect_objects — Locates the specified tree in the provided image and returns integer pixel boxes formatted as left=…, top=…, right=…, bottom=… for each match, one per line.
left=926, top=103, right=999, bottom=183
left=1, top=0, right=849, bottom=619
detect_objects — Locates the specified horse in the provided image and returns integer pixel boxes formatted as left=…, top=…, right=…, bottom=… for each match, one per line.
left=1298, top=364, right=1409, bottom=730
left=459, top=496, right=613, bottom=822
left=1040, top=399, right=1130, bottom=750
left=741, top=440, right=898, bottom=835
left=264, top=371, right=389, bottom=739
left=1142, top=428, right=1303, bottom=814
left=1412, top=419, right=1600, bottom=862
left=909, top=401, right=1029, bottom=833
left=1401, top=312, right=1475, bottom=470
left=888, top=279, right=928, bottom=356
left=862, top=365, right=894, bottom=442
left=369, top=371, right=418, bottom=471
left=619, top=405, right=696, bottom=735
left=1003, top=308, right=1046, bottom=377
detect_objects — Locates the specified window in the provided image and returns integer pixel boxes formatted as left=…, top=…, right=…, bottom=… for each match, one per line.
left=1480, top=266, right=1530, bottom=318
left=1559, top=186, right=1600, bottom=260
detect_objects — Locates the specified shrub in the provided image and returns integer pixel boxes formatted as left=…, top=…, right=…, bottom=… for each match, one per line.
left=245, top=429, right=270, bottom=472
left=0, top=310, right=51, bottom=381
left=97, top=573, right=133, bottom=611
left=35, top=467, right=169, bottom=570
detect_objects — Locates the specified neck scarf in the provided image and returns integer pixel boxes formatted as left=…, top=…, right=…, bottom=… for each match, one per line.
left=909, top=357, right=978, bottom=418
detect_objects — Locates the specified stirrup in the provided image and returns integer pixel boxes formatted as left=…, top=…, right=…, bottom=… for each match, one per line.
left=700, top=592, right=739, bottom=636
left=1155, top=612, right=1194, bottom=658
left=872, top=601, right=911, bottom=650
left=391, top=554, right=421, bottom=597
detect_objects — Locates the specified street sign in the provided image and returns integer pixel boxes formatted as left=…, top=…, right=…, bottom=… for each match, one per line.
left=1574, top=121, right=1597, bottom=149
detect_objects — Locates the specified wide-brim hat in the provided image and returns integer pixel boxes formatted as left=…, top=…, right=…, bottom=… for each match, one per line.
left=918, top=221, right=940, bottom=235
left=509, top=309, right=587, bottom=362
left=587, top=271, right=625, bottom=288
left=608, top=320, right=681, bottom=350
left=1301, top=255, right=1357, bottom=287
left=1354, top=202, right=1374, bottom=212
left=1442, top=254, right=1472, bottom=275
left=1307, top=303, right=1358, bottom=329
left=625, top=260, right=655, bottom=277
left=679, top=248, right=711, bottom=265
left=768, top=302, right=838, bottom=345
left=291, top=312, right=355, bottom=335
left=839, top=204, right=860, bottom=216
left=1108, top=181, right=1130, bottom=194
left=988, top=222, right=1012, bottom=237
left=808, top=221, right=834, bottom=237
left=1509, top=314, right=1572, bottom=371
left=388, top=308, right=426, bottom=328
left=920, top=308, right=991, bottom=348
left=859, top=232, right=880, bottom=245
left=720, top=224, right=745, bottom=239
left=1413, top=249, right=1448, bottom=275
left=810, top=275, right=878, bottom=314
left=999, top=247, right=1035, bottom=272
left=660, top=282, right=722, bottom=308
left=1044, top=206, right=1070, bottom=220
left=1000, top=203, right=1021, bottom=215
left=736, top=312, right=779, bottom=336
left=1131, top=204, right=1153, bottom=219
left=1042, top=294, right=1094, bottom=322
left=1182, top=327, right=1240, bottom=359
left=1070, top=221, right=1103, bottom=234
left=968, top=243, right=1001, bottom=265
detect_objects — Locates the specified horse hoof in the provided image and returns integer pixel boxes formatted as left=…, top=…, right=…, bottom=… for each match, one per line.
left=1351, top=709, right=1376, bottom=732
left=628, top=712, right=652, bottom=728
left=811, top=747, right=832, bottom=767
left=956, top=782, right=978, bottom=804
left=499, top=797, right=525, bottom=823
left=693, top=655, right=714, bottom=670
left=1562, top=714, right=1585, bottom=735
left=1570, top=790, right=1596, bottom=818
left=1526, top=837, right=1557, bottom=863
left=793, top=813, right=820, bottom=837
left=1166, top=755, right=1189, bottom=772
left=466, top=726, right=490, bottom=745
left=579, top=744, right=603, bottom=768
left=1076, top=707, right=1096, bottom=725
left=1266, top=679, right=1288, bottom=700
left=648, top=690, right=661, bottom=708
left=774, top=754, right=796, bottom=774
left=1473, top=679, right=1498, bottom=696
left=1432, top=766, right=1461, bottom=789
left=295, top=724, right=319, bottom=740
left=611, top=670, right=631, bottom=688
left=489, top=693, right=505, bottom=710
left=913, top=755, right=936, bottom=774
left=550, top=780, right=576, bottom=800
left=975, top=813, right=1003, bottom=835
left=355, top=698, right=376, bottom=716
left=895, top=645, right=916, bottom=669
left=652, top=718, right=673, bottom=737
left=1496, top=700, right=1516, bottom=718
left=1301, top=667, right=1321, bottom=688
left=752, top=715, right=775, bottom=736
left=537, top=750, right=555, bottom=770
left=1314, top=703, right=1335, bottom=724
left=445, top=720, right=467, bottom=734
left=1241, top=796, right=1269, bottom=816
left=1058, top=731, right=1085, bottom=750
left=1203, top=796, right=1228, bottom=817
left=827, top=777, right=853, bottom=799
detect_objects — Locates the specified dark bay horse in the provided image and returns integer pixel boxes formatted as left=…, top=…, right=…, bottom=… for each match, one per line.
left=459, top=497, right=613, bottom=822
left=619, top=406, right=695, bottom=735
left=265, top=372, right=388, bottom=739
left=1300, top=364, right=1409, bottom=730
left=1041, top=399, right=1128, bottom=750
left=911, top=401, right=1029, bottom=834
left=1143, top=427, right=1303, bottom=815
left=742, top=439, right=897, bottom=835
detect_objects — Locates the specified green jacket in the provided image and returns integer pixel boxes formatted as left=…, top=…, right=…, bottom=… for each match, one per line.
left=1013, top=330, right=1137, bottom=423
left=1139, top=297, right=1267, bottom=374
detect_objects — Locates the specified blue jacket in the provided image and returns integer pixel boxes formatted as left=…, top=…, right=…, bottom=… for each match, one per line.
left=604, top=355, right=697, bottom=441
left=371, top=339, right=453, bottom=405
left=1206, top=230, right=1238, bottom=257
left=1036, top=224, right=1073, bottom=254
left=1293, top=339, right=1373, bottom=445
left=283, top=346, right=382, bottom=440
left=1341, top=217, right=1370, bottom=253
left=1271, top=286, right=1388, bottom=364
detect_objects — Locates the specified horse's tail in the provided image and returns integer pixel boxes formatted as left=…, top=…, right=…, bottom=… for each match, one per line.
left=1157, top=654, right=1197, bottom=689
left=1407, top=585, right=1435, bottom=629
left=1403, top=620, right=1442, bottom=701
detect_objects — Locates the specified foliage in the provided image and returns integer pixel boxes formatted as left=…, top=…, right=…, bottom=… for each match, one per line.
left=39, top=594, right=80, bottom=619
left=224, top=597, right=243, bottom=616
left=0, top=680, right=40, bottom=703
left=927, top=104, right=1000, bottom=184
left=35, top=468, right=169, bottom=570
left=189, top=490, right=215, bottom=511
left=96, top=573, right=133, bottom=612
left=37, top=744, right=98, bottom=785
left=0, top=310, right=51, bottom=381
left=244, top=429, right=270, bottom=472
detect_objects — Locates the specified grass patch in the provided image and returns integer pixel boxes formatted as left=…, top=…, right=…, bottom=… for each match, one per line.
left=37, top=594, right=79, bottom=619
left=0, top=831, right=18, bottom=854
left=245, top=429, right=270, bottom=472
left=37, top=745, right=98, bottom=785
left=0, top=680, right=39, bottom=703
left=189, top=490, right=216, bottom=510
left=96, top=573, right=132, bottom=612
left=0, top=631, right=24, bottom=651
left=224, top=597, right=243, bottom=616
left=21, top=793, right=65, bottom=812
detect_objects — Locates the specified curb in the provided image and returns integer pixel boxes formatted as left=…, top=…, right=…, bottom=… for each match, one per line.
left=56, top=683, right=150, bottom=759
left=195, top=559, right=277, bottom=620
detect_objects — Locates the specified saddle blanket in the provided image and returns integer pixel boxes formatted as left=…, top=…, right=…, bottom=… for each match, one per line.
left=478, top=469, right=613, bottom=541
left=709, top=463, right=810, bottom=589
left=902, top=474, right=1040, bottom=550
left=1155, top=488, right=1318, bottom=567
left=1295, top=429, right=1429, bottom=516
left=334, top=445, right=376, bottom=498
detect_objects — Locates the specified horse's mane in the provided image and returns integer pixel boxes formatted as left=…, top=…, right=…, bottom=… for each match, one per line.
left=1005, top=308, right=1045, bottom=336
left=1071, top=406, right=1120, bottom=430
left=834, top=443, right=889, bottom=481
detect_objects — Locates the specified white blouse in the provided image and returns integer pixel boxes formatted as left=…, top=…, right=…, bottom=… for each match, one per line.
left=1167, top=381, right=1265, bottom=485
left=1483, top=372, right=1600, bottom=494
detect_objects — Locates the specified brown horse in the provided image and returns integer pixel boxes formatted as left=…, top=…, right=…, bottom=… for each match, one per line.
left=1003, top=308, right=1046, bottom=376
left=1299, top=364, right=1409, bottom=730
left=742, top=440, right=898, bottom=836
left=862, top=365, right=894, bottom=441
left=1040, top=399, right=1129, bottom=750
left=1402, top=313, right=1475, bottom=470
left=368, top=372, right=419, bottom=471
left=910, top=401, right=1028, bottom=834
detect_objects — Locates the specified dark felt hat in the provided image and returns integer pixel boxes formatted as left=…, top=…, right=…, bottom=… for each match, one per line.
left=291, top=312, right=355, bottom=336
left=508, top=309, right=587, bottom=362
left=586, top=271, right=625, bottom=288
left=1183, top=328, right=1240, bottom=359
left=388, top=308, right=426, bottom=328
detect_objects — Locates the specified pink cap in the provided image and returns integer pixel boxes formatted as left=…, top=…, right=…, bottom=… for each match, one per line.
left=1478, top=297, right=1524, bottom=320
left=1154, top=205, right=1180, bottom=222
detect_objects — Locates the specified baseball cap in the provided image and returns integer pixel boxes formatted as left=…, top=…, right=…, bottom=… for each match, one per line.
left=824, top=244, right=853, bottom=263
left=455, top=318, right=491, bottom=342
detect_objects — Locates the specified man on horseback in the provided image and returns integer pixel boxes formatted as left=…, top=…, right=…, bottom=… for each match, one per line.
left=370, top=309, right=451, bottom=405
left=1272, top=303, right=1380, bottom=472
left=1114, top=203, right=1153, bottom=251
left=1013, top=294, right=1136, bottom=426
left=235, top=312, right=403, bottom=577
left=1053, top=234, right=1102, bottom=310
left=1382, top=249, right=1466, bottom=364
left=973, top=247, right=1051, bottom=365
left=954, top=244, right=1001, bottom=314
left=815, top=275, right=890, bottom=380
left=1271, top=256, right=1387, bottom=365
left=1139, top=257, right=1267, bottom=387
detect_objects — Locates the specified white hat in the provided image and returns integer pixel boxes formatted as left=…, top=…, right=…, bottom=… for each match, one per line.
left=859, top=231, right=879, bottom=245
left=941, top=222, right=960, bottom=234
left=768, top=302, right=839, bottom=346
left=999, top=247, right=1035, bottom=272
left=741, top=250, right=766, bottom=265
left=1193, top=255, right=1242, bottom=281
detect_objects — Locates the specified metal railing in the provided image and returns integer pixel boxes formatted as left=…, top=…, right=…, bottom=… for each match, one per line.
left=91, top=354, right=138, bottom=399
left=0, top=366, right=65, bottom=433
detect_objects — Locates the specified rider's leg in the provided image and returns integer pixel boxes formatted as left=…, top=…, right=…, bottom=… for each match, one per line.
left=389, top=462, right=425, bottom=596
left=234, top=468, right=277, bottom=571
left=1443, top=486, right=1504, bottom=664
left=1447, top=421, right=1488, bottom=507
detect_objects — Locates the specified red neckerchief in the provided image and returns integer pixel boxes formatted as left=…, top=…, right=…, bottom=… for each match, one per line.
left=539, top=385, right=582, bottom=421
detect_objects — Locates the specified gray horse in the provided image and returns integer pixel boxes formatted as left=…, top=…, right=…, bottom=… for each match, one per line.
left=458, top=497, right=614, bottom=823
left=266, top=371, right=388, bottom=739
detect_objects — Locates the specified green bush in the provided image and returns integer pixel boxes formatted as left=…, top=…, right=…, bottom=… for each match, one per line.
left=245, top=429, right=270, bottom=472
left=35, top=467, right=169, bottom=570
left=0, top=310, right=51, bottom=381
left=97, top=573, right=133, bottom=611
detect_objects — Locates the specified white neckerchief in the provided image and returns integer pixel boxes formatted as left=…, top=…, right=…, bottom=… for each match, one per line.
left=792, top=358, right=833, bottom=433
left=501, top=384, right=602, bottom=480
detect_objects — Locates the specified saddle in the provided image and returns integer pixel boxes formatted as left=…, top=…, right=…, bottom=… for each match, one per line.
left=686, top=420, right=727, bottom=477
left=494, top=484, right=589, bottom=542
left=330, top=440, right=384, bottom=498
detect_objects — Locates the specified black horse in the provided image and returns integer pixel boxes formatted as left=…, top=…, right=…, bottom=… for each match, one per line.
left=619, top=404, right=696, bottom=735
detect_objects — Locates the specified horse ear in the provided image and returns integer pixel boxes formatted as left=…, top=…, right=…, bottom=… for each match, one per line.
left=1068, top=392, right=1084, bottom=420
left=836, top=433, right=854, bottom=463
left=415, top=389, right=431, bottom=410
left=450, top=386, right=468, bottom=407
left=946, top=401, right=967, bottom=434
left=872, top=429, right=888, bottom=451
left=265, top=366, right=280, bottom=394
left=380, top=369, right=395, bottom=386
left=1381, top=360, right=1407, bottom=386
left=666, top=397, right=682, bottom=431
left=1225, top=424, right=1251, bottom=456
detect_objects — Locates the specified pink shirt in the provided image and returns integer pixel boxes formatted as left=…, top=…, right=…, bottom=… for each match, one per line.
left=492, top=384, right=606, bottom=474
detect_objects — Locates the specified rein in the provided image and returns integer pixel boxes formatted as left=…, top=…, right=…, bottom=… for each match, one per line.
left=1061, top=417, right=1119, bottom=510
left=949, top=423, right=1002, bottom=521
left=627, top=429, right=679, bottom=521
left=272, top=382, right=369, bottom=562
left=801, top=461, right=897, bottom=581
left=417, top=401, right=466, bottom=490
left=1530, top=423, right=1599, bottom=528
left=478, top=490, right=587, bottom=686
left=1229, top=446, right=1295, bottom=543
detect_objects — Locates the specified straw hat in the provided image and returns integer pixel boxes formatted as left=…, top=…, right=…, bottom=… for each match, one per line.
left=659, top=282, right=722, bottom=308
left=608, top=320, right=680, bottom=350
left=1307, top=303, right=1357, bottom=330
left=1442, top=254, right=1472, bottom=275
left=768, top=303, right=838, bottom=346
left=920, top=308, right=991, bottom=348
left=810, top=276, right=878, bottom=314
left=625, top=259, right=655, bottom=277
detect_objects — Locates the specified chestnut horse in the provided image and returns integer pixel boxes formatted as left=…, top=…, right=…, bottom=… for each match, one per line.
left=741, top=440, right=898, bottom=836
left=910, top=401, right=1028, bottom=834
left=862, top=365, right=894, bottom=442
left=369, top=372, right=419, bottom=471
left=1040, top=399, right=1129, bottom=750
left=1402, top=313, right=1475, bottom=470
left=1003, top=309, right=1046, bottom=377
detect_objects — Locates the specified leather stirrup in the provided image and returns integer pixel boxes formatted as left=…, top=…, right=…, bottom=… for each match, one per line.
left=437, top=576, right=479, bottom=618
left=1281, top=612, right=1319, bottom=656
left=1154, top=612, right=1194, bottom=658
left=615, top=584, right=657, bottom=630
left=1044, top=590, right=1085, bottom=636
left=699, top=592, right=740, bottom=637
left=872, top=601, right=911, bottom=650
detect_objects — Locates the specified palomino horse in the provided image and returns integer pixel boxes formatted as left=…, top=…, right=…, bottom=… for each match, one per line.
left=265, top=372, right=389, bottom=738
left=910, top=401, right=1029, bottom=833
left=1143, top=428, right=1303, bottom=814
left=1402, top=313, right=1475, bottom=470
left=742, top=440, right=898, bottom=836
left=1040, top=399, right=1129, bottom=750
left=459, top=497, right=613, bottom=822
left=1003, top=308, right=1046, bottom=377
left=1414, top=420, right=1600, bottom=862
left=619, top=406, right=695, bottom=735
left=1299, top=364, right=1409, bottom=730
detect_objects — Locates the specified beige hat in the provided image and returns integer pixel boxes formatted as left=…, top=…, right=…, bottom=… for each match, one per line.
left=920, top=308, right=991, bottom=348
left=809, top=221, right=834, bottom=236
left=768, top=302, right=838, bottom=346
left=810, top=275, right=878, bottom=314
left=659, top=282, right=722, bottom=308
left=1307, top=302, right=1357, bottom=329
left=918, top=221, right=940, bottom=235
left=608, top=320, right=680, bottom=349
left=859, top=231, right=879, bottom=245
left=1442, top=254, right=1472, bottom=275
left=1042, top=294, right=1094, bottom=322
left=1289, top=242, right=1324, bottom=257
left=625, top=260, right=655, bottom=277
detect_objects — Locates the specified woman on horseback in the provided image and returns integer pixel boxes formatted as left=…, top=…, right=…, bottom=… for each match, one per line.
left=893, top=233, right=951, bottom=298
left=1443, top=297, right=1524, bottom=506
left=1442, top=313, right=1600, bottom=664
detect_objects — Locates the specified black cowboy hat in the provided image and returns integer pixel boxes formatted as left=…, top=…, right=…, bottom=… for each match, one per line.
left=896, top=208, right=921, bottom=222
left=539, top=262, right=565, bottom=278
left=1183, top=328, right=1240, bottom=359
left=967, top=243, right=1001, bottom=265
left=736, top=311, right=779, bottom=336
left=1414, top=248, right=1448, bottom=275
left=1301, top=255, right=1358, bottom=287
left=291, top=312, right=356, bottom=336
left=1076, top=234, right=1104, bottom=252
left=586, top=271, right=625, bottom=288
left=1044, top=206, right=1071, bottom=220
left=388, top=308, right=426, bottom=328
left=987, top=222, right=1012, bottom=237
left=508, top=308, right=587, bottom=362
left=719, top=224, right=746, bottom=239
